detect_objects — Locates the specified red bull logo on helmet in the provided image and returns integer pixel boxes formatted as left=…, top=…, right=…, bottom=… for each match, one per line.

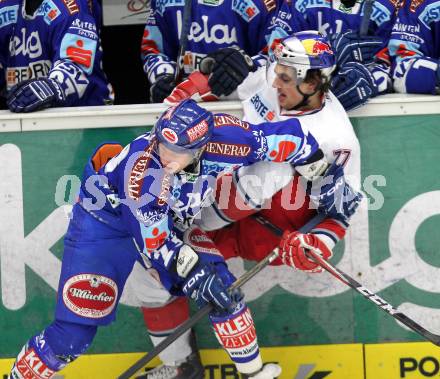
left=302, top=39, right=333, bottom=56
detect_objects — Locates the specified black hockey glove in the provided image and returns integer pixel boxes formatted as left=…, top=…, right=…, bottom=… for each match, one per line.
left=150, top=74, right=176, bottom=103
left=7, top=78, right=65, bottom=113
left=200, top=47, right=255, bottom=97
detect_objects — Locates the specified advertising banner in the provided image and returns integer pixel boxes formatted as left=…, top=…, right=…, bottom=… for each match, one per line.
left=365, top=342, right=440, bottom=379
left=0, top=344, right=364, bottom=378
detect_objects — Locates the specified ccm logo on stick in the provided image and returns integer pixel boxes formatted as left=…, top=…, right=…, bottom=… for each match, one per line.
left=400, top=357, right=440, bottom=377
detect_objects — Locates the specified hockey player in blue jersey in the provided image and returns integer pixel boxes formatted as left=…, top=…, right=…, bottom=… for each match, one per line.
left=266, top=0, right=399, bottom=110
left=141, top=0, right=279, bottom=103
left=8, top=99, right=327, bottom=379
left=1, top=0, right=112, bottom=113
left=388, top=0, right=440, bottom=94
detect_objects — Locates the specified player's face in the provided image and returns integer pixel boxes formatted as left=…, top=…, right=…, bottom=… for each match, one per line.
left=158, top=143, right=194, bottom=174
left=272, top=64, right=316, bottom=110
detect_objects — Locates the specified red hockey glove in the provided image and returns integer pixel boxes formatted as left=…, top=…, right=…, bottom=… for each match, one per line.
left=164, top=71, right=218, bottom=105
left=279, top=231, right=333, bottom=273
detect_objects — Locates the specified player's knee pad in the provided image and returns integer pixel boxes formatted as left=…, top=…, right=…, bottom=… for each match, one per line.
left=210, top=302, right=262, bottom=374
left=198, top=162, right=294, bottom=231
left=9, top=321, right=97, bottom=379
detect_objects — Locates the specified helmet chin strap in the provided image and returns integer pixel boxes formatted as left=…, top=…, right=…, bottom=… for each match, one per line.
left=291, top=84, right=319, bottom=111
left=181, top=147, right=204, bottom=175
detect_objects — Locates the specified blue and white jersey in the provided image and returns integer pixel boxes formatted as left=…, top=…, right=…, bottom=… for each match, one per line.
left=141, top=0, right=280, bottom=83
left=203, top=112, right=318, bottom=175
left=388, top=0, right=440, bottom=93
left=0, top=0, right=112, bottom=106
left=79, top=117, right=318, bottom=289
left=271, top=0, right=398, bottom=51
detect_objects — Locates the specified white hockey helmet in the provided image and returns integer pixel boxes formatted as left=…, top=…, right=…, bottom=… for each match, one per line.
left=273, top=30, right=336, bottom=82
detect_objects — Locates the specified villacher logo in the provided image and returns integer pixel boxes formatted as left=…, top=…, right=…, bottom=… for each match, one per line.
left=62, top=274, right=118, bottom=318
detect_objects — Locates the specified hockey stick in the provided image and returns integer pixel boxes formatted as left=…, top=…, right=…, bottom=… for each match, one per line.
left=175, top=0, right=192, bottom=83
left=359, top=0, right=375, bottom=36
left=252, top=214, right=440, bottom=347
left=117, top=214, right=325, bottom=379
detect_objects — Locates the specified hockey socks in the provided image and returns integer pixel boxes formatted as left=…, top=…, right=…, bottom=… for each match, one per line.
left=210, top=302, right=262, bottom=374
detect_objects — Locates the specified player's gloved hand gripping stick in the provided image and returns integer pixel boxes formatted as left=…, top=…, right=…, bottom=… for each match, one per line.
left=252, top=214, right=440, bottom=348
left=117, top=214, right=326, bottom=379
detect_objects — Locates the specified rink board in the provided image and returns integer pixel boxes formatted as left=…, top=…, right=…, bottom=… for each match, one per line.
left=0, top=344, right=363, bottom=379
left=2, top=342, right=440, bottom=379
left=1, top=99, right=440, bottom=361
left=365, top=342, right=440, bottom=379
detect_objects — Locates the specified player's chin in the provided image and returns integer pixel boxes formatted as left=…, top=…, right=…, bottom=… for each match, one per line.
left=278, top=93, right=287, bottom=106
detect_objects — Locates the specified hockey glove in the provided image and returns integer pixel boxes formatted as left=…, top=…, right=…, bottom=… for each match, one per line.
left=330, top=31, right=383, bottom=66
left=330, top=62, right=379, bottom=110
left=164, top=71, right=218, bottom=105
left=309, top=161, right=363, bottom=223
left=200, top=47, right=255, bottom=97
left=279, top=231, right=333, bottom=273
left=7, top=78, right=65, bottom=113
left=150, top=74, right=176, bottom=103
left=182, top=261, right=242, bottom=315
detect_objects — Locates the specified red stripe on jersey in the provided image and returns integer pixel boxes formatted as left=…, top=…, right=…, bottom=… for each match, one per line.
left=312, top=218, right=347, bottom=242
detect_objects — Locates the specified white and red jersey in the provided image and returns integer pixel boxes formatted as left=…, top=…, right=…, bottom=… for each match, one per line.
left=237, top=64, right=360, bottom=190
left=209, top=64, right=362, bottom=257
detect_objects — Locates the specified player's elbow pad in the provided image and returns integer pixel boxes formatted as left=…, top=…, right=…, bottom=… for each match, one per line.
left=295, top=149, right=329, bottom=182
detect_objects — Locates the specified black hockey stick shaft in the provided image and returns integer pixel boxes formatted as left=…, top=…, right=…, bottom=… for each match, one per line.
left=117, top=251, right=278, bottom=379
left=359, top=0, right=375, bottom=36
left=252, top=214, right=440, bottom=347
left=175, top=0, right=192, bottom=83
left=118, top=214, right=325, bottom=379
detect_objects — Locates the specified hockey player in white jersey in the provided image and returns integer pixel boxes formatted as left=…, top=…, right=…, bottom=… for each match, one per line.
left=167, top=30, right=361, bottom=195
left=137, top=31, right=362, bottom=379
left=190, top=30, right=362, bottom=261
